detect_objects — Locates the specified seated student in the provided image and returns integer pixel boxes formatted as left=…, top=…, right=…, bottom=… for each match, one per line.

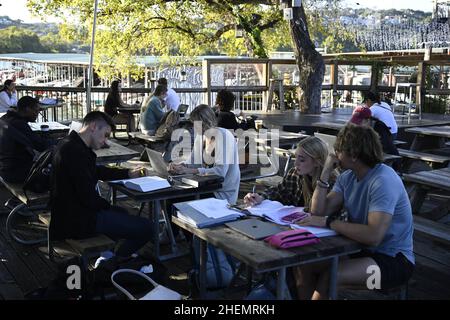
left=49, top=111, right=153, bottom=257
left=169, top=104, right=240, bottom=204
left=295, top=124, right=414, bottom=300
left=104, top=80, right=137, bottom=131
left=244, top=136, right=333, bottom=212
left=165, top=104, right=240, bottom=242
left=0, top=80, right=18, bottom=113
left=140, top=84, right=168, bottom=136
left=350, top=106, right=400, bottom=171
left=0, top=96, right=52, bottom=183
left=362, top=91, right=398, bottom=140
left=157, top=78, right=180, bottom=112
left=214, top=89, right=240, bottom=130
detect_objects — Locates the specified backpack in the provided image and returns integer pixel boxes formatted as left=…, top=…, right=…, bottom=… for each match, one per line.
left=155, top=110, right=180, bottom=141
left=190, top=236, right=237, bottom=291
left=23, top=146, right=55, bottom=195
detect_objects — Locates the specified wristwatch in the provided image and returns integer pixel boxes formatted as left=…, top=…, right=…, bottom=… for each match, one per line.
left=325, top=214, right=337, bottom=228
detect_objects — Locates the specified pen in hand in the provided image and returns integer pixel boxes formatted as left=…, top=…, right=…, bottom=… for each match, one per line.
left=252, top=185, right=256, bottom=194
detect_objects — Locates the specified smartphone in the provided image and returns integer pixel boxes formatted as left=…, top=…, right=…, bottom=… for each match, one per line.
left=281, top=211, right=309, bottom=224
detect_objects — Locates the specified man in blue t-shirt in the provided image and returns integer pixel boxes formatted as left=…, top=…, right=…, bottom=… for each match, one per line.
left=295, top=124, right=414, bottom=300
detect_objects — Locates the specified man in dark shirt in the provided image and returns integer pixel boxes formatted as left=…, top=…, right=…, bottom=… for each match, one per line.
left=215, top=89, right=240, bottom=130
left=49, top=111, right=152, bottom=257
left=0, top=96, right=51, bottom=183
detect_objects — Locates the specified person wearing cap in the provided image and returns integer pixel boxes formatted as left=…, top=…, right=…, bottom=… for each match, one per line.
left=350, top=106, right=400, bottom=168
left=362, top=91, right=398, bottom=140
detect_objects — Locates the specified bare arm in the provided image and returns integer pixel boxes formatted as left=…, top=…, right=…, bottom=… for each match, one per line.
left=329, top=211, right=392, bottom=246
left=311, top=154, right=342, bottom=216
left=298, top=211, right=392, bottom=247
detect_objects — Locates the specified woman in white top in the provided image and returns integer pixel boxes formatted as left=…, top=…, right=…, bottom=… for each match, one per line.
left=0, top=80, right=18, bottom=113
left=169, top=104, right=240, bottom=204
left=363, top=91, right=398, bottom=139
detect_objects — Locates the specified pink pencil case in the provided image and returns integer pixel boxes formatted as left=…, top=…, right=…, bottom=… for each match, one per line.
left=265, top=228, right=320, bottom=249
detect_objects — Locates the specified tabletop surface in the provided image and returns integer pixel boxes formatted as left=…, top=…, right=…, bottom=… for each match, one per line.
left=173, top=216, right=362, bottom=272
left=405, top=126, right=450, bottom=138
left=402, top=167, right=450, bottom=191
left=29, top=121, right=70, bottom=131
left=95, top=140, right=140, bottom=164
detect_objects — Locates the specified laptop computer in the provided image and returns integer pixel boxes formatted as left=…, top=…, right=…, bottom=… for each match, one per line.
left=145, top=148, right=172, bottom=178
left=177, top=104, right=189, bottom=120
left=314, top=132, right=337, bottom=155
left=225, top=218, right=284, bottom=240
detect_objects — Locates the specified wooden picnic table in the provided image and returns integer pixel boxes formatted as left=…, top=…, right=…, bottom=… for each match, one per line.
left=38, top=101, right=64, bottom=122
left=95, top=140, right=140, bottom=164
left=311, top=121, right=346, bottom=133
left=405, top=125, right=450, bottom=151
left=172, top=216, right=362, bottom=299
left=237, top=129, right=308, bottom=148
left=402, top=167, right=450, bottom=214
left=109, top=179, right=222, bottom=261
left=28, top=121, right=70, bottom=133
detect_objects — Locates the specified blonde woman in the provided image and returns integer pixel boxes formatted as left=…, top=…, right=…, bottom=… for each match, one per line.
left=169, top=104, right=240, bottom=204
left=244, top=136, right=331, bottom=212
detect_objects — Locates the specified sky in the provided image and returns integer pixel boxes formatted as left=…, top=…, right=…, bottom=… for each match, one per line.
left=0, top=0, right=433, bottom=23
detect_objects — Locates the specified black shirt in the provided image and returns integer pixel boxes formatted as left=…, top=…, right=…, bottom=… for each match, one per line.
left=217, top=111, right=239, bottom=130
left=0, top=111, right=50, bottom=183
left=49, top=131, right=129, bottom=240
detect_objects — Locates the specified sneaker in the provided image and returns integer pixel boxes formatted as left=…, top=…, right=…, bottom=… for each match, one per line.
left=94, top=250, right=115, bottom=269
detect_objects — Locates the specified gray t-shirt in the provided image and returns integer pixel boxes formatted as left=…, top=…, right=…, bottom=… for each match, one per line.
left=332, top=164, right=414, bottom=264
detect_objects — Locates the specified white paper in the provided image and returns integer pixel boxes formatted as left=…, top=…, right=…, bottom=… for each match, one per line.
left=112, top=176, right=170, bottom=192
left=189, top=198, right=243, bottom=219
left=291, top=224, right=337, bottom=238
left=245, top=200, right=304, bottom=225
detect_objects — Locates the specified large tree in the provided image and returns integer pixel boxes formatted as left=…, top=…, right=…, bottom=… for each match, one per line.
left=28, top=0, right=348, bottom=113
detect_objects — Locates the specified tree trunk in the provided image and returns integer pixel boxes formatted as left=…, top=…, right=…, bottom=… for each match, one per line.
left=289, top=4, right=324, bottom=114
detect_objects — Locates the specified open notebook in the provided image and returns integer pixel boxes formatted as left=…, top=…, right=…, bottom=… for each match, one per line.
left=111, top=176, right=171, bottom=192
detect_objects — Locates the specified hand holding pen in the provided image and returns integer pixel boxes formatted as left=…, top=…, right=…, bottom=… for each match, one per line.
left=243, top=185, right=263, bottom=207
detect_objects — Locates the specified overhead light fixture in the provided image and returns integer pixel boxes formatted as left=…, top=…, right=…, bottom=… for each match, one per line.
left=283, top=8, right=293, bottom=20
left=235, top=25, right=244, bottom=38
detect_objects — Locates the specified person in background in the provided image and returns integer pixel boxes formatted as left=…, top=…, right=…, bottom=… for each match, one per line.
left=170, top=104, right=240, bottom=204
left=49, top=111, right=153, bottom=257
left=350, top=106, right=400, bottom=171
left=140, top=84, right=167, bottom=136
left=0, top=96, right=52, bottom=183
left=215, top=89, right=240, bottom=130
left=158, top=78, right=180, bottom=112
left=295, top=124, right=414, bottom=299
left=0, top=80, right=18, bottom=113
left=362, top=91, right=398, bottom=140
left=104, top=80, right=137, bottom=131
left=244, top=136, right=333, bottom=212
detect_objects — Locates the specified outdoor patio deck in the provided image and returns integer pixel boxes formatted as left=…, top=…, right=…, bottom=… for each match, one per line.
left=0, top=136, right=449, bottom=300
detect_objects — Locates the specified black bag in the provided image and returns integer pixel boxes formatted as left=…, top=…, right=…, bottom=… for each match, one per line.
left=23, top=146, right=55, bottom=195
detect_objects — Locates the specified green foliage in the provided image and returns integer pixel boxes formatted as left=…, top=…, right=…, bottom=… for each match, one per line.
left=0, top=26, right=46, bottom=53
left=26, top=0, right=358, bottom=76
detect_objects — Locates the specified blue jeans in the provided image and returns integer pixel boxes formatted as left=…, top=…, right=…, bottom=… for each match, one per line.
left=96, top=206, right=153, bottom=257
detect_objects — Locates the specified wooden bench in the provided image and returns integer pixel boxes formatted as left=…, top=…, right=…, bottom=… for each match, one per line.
left=413, top=215, right=450, bottom=247
left=38, top=213, right=115, bottom=260
left=393, top=140, right=408, bottom=146
left=397, top=148, right=450, bottom=165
